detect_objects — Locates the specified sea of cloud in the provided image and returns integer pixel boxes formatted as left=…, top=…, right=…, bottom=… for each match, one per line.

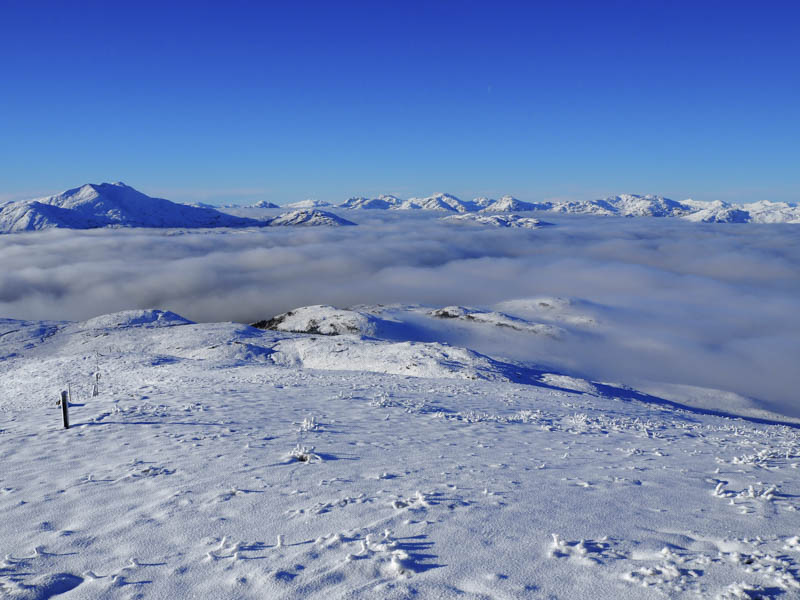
left=1, top=212, right=798, bottom=416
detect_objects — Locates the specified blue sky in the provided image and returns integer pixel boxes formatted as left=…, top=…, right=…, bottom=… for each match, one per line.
left=1, top=0, right=798, bottom=205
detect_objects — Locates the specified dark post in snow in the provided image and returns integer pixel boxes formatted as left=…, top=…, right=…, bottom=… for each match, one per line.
left=61, top=390, right=70, bottom=429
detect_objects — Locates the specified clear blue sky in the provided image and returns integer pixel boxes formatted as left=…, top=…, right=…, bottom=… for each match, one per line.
left=1, top=0, right=798, bottom=205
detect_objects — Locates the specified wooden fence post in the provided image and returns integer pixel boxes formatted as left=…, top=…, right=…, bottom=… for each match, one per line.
left=61, top=390, right=70, bottom=429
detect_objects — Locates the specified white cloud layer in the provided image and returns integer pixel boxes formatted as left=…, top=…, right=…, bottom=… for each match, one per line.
left=1, top=213, right=798, bottom=416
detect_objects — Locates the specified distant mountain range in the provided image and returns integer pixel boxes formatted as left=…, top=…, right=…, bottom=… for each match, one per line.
left=336, top=192, right=800, bottom=223
left=2, top=184, right=797, bottom=232
left=0, top=183, right=353, bottom=233
left=187, top=199, right=280, bottom=209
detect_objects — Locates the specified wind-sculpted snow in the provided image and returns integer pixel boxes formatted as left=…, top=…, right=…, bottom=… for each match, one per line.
left=0, top=213, right=798, bottom=417
left=1, top=309, right=800, bottom=598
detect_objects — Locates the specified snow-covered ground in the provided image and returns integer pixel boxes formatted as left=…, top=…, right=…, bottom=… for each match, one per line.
left=1, top=306, right=799, bottom=599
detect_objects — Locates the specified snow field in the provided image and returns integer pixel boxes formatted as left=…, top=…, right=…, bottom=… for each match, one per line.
left=1, top=313, right=799, bottom=598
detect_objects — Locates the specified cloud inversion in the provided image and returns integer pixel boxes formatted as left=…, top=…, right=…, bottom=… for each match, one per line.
left=1, top=212, right=798, bottom=416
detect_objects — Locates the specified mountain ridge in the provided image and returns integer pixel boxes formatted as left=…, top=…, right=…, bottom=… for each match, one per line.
left=0, top=183, right=356, bottom=233
left=335, top=192, right=799, bottom=223
left=4, top=183, right=799, bottom=229
left=0, top=182, right=263, bottom=232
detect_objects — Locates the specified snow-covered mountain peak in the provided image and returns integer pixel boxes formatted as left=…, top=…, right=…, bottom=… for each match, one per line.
left=442, top=213, right=549, bottom=229
left=480, top=196, right=539, bottom=213
left=339, top=195, right=403, bottom=209
left=30, top=182, right=151, bottom=210
left=0, top=182, right=268, bottom=233
left=742, top=200, right=800, bottom=223
left=431, top=192, right=459, bottom=201
left=400, top=193, right=472, bottom=212
left=603, top=194, right=690, bottom=217
left=267, top=209, right=356, bottom=227
left=249, top=200, right=280, bottom=209
left=682, top=201, right=751, bottom=223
